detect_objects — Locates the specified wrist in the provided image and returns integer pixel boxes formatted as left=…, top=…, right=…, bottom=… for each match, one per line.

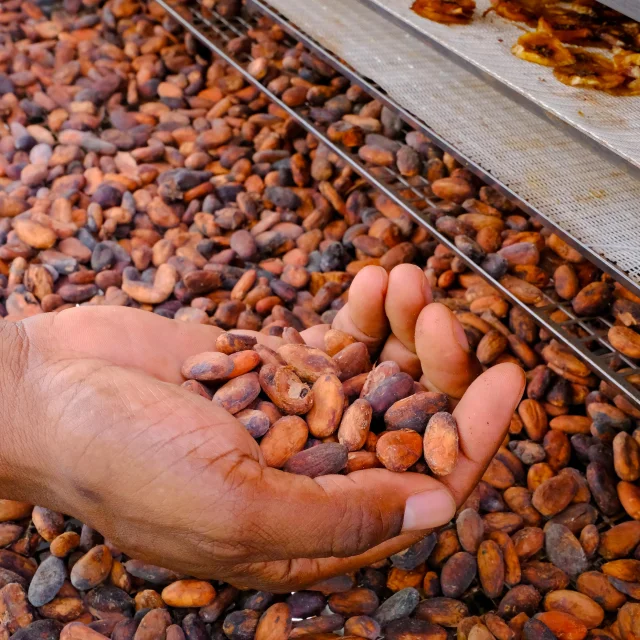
left=0, top=320, right=41, bottom=501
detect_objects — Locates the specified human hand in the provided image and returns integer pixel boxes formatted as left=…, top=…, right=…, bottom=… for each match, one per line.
left=0, top=264, right=524, bottom=591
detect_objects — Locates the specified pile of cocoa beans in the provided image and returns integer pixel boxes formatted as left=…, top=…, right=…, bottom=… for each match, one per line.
left=2, top=0, right=640, bottom=638
left=182, top=330, right=460, bottom=477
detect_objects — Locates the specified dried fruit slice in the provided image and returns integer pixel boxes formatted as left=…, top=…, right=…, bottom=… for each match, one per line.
left=485, top=0, right=537, bottom=24
left=512, top=20, right=576, bottom=67
left=609, top=78, right=640, bottom=97
left=613, top=50, right=640, bottom=78
left=541, top=6, right=594, bottom=43
left=547, top=24, right=592, bottom=44
left=517, top=0, right=553, bottom=12
left=412, top=0, right=476, bottom=24
left=554, top=50, right=626, bottom=90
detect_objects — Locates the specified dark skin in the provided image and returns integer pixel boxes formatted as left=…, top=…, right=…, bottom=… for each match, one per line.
left=0, top=264, right=525, bottom=592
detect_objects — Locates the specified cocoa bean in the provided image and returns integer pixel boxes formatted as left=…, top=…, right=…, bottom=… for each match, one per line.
left=498, top=585, right=541, bottom=619
left=70, top=546, right=112, bottom=591
left=544, top=524, right=589, bottom=580
left=415, top=598, right=468, bottom=628
left=478, top=540, right=505, bottom=599
left=124, top=561, right=185, bottom=585
left=161, top=581, right=216, bottom=608
left=522, top=619, right=556, bottom=640
left=213, top=373, right=261, bottom=414
left=373, top=588, right=420, bottom=626
left=327, top=589, right=379, bottom=617
left=440, top=552, right=477, bottom=599
left=376, top=430, right=423, bottom=472
left=260, top=416, right=309, bottom=468
left=384, top=392, right=448, bottom=434
left=28, top=556, right=66, bottom=608
left=306, top=375, right=344, bottom=438
left=337, top=399, right=372, bottom=452
left=277, top=344, right=339, bottom=383
left=576, top=571, right=626, bottom=612
left=283, top=443, right=348, bottom=477
left=522, top=562, right=570, bottom=593
left=543, top=590, right=604, bottom=629
left=390, top=534, right=437, bottom=571
left=386, top=619, right=446, bottom=640
left=532, top=474, right=578, bottom=516
left=423, top=412, right=459, bottom=477
left=0, top=583, right=32, bottom=634
left=134, top=609, right=172, bottom=640
left=255, top=603, right=291, bottom=640
left=181, top=352, right=234, bottom=382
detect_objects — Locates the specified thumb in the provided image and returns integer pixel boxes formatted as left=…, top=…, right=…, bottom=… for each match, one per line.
left=244, top=466, right=456, bottom=561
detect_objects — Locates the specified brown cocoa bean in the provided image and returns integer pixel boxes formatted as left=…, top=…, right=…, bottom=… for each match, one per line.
left=213, top=373, right=261, bottom=414
left=572, top=282, right=612, bottom=317
left=215, top=332, right=257, bottom=355
left=260, top=416, right=309, bottom=468
left=576, top=571, right=626, bottom=612
left=543, top=590, right=604, bottom=629
left=277, top=344, right=339, bottom=383
left=338, top=399, right=372, bottom=452
left=440, top=552, right=477, bottom=599
left=376, top=430, right=423, bottom=472
left=456, top=509, right=485, bottom=554
left=384, top=392, right=448, bottom=434
left=477, top=540, right=505, bottom=599
left=259, top=365, right=314, bottom=415
left=283, top=443, right=348, bottom=477
left=134, top=609, right=172, bottom=640
left=522, top=562, right=570, bottom=594
left=498, top=585, right=541, bottom=619
left=255, top=603, right=291, bottom=640
left=364, top=373, right=415, bottom=417
left=332, top=342, right=371, bottom=382
left=181, top=352, right=234, bottom=382
left=532, top=474, right=578, bottom=516
left=423, top=412, right=459, bottom=477
left=0, top=584, right=32, bottom=634
left=70, top=546, right=112, bottom=591
left=306, top=374, right=345, bottom=438
left=327, top=589, right=379, bottom=617
left=544, top=524, right=588, bottom=580
left=161, top=581, right=215, bottom=608
left=415, top=598, right=468, bottom=628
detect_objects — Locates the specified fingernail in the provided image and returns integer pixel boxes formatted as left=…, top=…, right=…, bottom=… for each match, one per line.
left=402, top=489, right=456, bottom=532
left=452, top=317, right=469, bottom=352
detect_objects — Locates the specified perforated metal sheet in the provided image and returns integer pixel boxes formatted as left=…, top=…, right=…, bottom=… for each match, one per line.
left=361, top=0, right=640, bottom=170
left=265, top=0, right=640, bottom=284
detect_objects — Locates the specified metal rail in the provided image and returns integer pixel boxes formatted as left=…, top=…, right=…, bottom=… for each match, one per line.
left=156, top=0, right=640, bottom=407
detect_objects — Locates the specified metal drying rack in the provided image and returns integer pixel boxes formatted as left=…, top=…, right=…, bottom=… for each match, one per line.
left=355, top=0, right=640, bottom=175
left=154, top=0, right=640, bottom=407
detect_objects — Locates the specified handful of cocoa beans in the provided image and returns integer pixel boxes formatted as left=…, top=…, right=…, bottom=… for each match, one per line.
left=180, top=330, right=460, bottom=478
